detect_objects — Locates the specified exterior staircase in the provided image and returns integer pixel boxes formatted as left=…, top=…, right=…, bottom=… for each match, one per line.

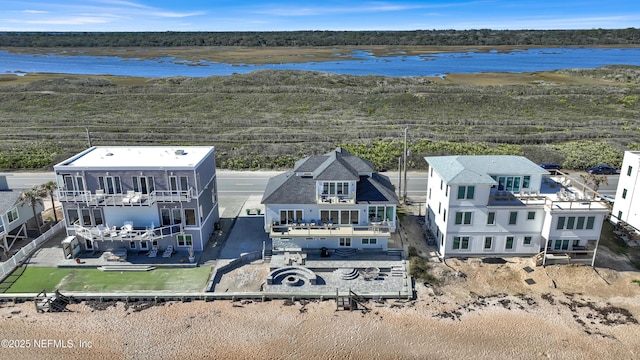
left=391, top=264, right=405, bottom=277
left=335, top=248, right=357, bottom=257
left=337, top=268, right=359, bottom=280
left=263, top=248, right=273, bottom=263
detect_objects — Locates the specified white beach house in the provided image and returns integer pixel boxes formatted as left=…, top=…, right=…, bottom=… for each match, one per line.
left=261, top=147, right=399, bottom=252
left=611, top=150, right=640, bottom=241
left=424, top=155, right=610, bottom=264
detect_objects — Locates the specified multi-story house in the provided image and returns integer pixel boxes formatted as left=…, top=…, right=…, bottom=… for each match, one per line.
left=611, top=151, right=640, bottom=234
left=0, top=176, right=44, bottom=253
left=424, top=155, right=609, bottom=264
left=261, top=147, right=399, bottom=252
left=54, top=146, right=219, bottom=255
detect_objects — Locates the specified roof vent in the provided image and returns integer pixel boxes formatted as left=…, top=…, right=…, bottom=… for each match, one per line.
left=299, top=172, right=313, bottom=178
left=105, top=152, right=113, bottom=156
left=175, top=149, right=185, bottom=155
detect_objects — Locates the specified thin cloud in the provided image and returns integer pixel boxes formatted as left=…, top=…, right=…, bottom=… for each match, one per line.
left=91, top=0, right=149, bottom=9
left=150, top=11, right=206, bottom=19
left=20, top=16, right=112, bottom=25
left=253, top=1, right=488, bottom=17
left=22, top=9, right=48, bottom=14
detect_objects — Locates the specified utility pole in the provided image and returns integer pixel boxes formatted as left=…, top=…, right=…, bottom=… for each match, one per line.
left=403, top=126, right=408, bottom=204
left=398, top=157, right=402, bottom=200
left=85, top=127, right=92, bottom=148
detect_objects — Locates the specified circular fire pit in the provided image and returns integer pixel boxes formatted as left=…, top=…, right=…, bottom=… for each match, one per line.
left=283, top=275, right=303, bottom=286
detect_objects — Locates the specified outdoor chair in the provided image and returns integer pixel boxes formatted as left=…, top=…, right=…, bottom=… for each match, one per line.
left=148, top=245, right=158, bottom=258
left=163, top=245, right=174, bottom=258
left=122, top=190, right=135, bottom=204
left=130, top=192, right=142, bottom=204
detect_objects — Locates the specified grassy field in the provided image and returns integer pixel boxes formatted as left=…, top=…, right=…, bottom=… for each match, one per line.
left=0, top=63, right=639, bottom=171
left=2, top=266, right=212, bottom=293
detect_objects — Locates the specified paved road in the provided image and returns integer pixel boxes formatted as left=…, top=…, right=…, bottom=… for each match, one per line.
left=0, top=170, right=429, bottom=198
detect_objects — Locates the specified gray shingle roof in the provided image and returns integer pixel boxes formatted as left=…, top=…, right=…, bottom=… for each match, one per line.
left=0, top=190, right=20, bottom=215
left=262, top=148, right=397, bottom=205
left=424, top=155, right=549, bottom=185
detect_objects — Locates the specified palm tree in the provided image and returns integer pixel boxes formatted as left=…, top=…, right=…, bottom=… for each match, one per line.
left=19, top=186, right=46, bottom=235
left=40, top=181, right=59, bottom=223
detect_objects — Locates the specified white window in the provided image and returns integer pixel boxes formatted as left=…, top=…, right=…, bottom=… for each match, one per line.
left=92, top=209, right=104, bottom=226
left=487, top=212, right=496, bottom=225
left=368, top=206, right=394, bottom=222
left=453, top=236, right=470, bottom=250
left=280, top=210, right=303, bottom=224
left=67, top=209, right=79, bottom=225
left=505, top=236, right=515, bottom=250
left=322, top=181, right=350, bottom=196
left=362, top=238, right=377, bottom=245
left=484, top=236, right=493, bottom=250
left=177, top=234, right=193, bottom=247
left=454, top=211, right=472, bottom=225
left=81, top=209, right=92, bottom=226
left=132, top=176, right=155, bottom=194
left=185, top=209, right=197, bottom=226
left=7, top=208, right=18, bottom=223
left=339, top=238, right=351, bottom=247
left=457, top=186, right=475, bottom=199
left=98, top=176, right=122, bottom=194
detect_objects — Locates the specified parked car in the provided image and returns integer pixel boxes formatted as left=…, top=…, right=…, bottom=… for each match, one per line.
left=539, top=163, right=561, bottom=170
left=587, top=165, right=617, bottom=175
left=539, top=163, right=561, bottom=174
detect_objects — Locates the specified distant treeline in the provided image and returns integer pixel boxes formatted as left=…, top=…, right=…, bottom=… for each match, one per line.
left=1, top=29, right=639, bottom=47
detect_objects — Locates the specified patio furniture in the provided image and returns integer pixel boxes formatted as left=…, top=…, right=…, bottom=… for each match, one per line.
left=148, top=245, right=158, bottom=258
left=122, top=190, right=135, bottom=204
left=130, top=192, right=142, bottom=204
left=162, top=245, right=174, bottom=258
left=95, top=189, right=105, bottom=203
left=120, top=221, right=133, bottom=236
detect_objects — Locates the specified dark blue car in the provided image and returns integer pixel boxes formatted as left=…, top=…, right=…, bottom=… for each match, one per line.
left=587, top=165, right=617, bottom=175
left=539, top=163, right=561, bottom=170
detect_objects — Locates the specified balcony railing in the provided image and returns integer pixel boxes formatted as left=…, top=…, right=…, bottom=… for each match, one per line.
left=270, top=221, right=392, bottom=237
left=57, top=188, right=193, bottom=206
left=317, top=195, right=355, bottom=204
left=73, top=222, right=183, bottom=242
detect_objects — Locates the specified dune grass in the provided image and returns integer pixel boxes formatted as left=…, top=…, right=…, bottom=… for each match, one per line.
left=2, top=266, right=212, bottom=293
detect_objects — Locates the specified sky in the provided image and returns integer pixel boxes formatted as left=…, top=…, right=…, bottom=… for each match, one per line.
left=1, top=0, right=639, bottom=32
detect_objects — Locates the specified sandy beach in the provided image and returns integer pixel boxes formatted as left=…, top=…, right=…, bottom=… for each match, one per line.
left=1, top=256, right=639, bottom=360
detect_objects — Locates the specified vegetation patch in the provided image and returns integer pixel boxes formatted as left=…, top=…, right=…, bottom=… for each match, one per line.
left=551, top=141, right=624, bottom=170
left=409, top=247, right=441, bottom=286
left=0, top=68, right=638, bottom=170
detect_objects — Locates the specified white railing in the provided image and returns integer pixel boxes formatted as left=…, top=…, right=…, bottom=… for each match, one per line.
left=56, top=188, right=194, bottom=206
left=317, top=195, right=355, bottom=204
left=73, top=222, right=183, bottom=242
left=0, top=221, right=65, bottom=281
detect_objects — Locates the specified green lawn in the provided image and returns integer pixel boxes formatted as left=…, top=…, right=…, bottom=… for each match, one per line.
left=2, top=267, right=74, bottom=293
left=2, top=266, right=212, bottom=293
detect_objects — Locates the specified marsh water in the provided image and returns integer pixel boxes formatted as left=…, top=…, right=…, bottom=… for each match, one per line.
left=2, top=47, right=640, bottom=78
